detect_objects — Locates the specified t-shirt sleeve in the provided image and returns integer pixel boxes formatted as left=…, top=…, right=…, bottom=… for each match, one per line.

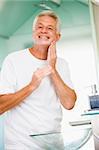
left=0, top=56, right=16, bottom=94
left=57, top=58, right=74, bottom=89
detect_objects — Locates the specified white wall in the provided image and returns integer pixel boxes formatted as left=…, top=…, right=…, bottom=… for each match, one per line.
left=57, top=30, right=97, bottom=120
left=0, top=37, right=9, bottom=67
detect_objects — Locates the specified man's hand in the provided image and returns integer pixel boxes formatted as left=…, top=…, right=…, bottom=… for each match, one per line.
left=30, top=66, right=52, bottom=90
left=47, top=41, right=57, bottom=70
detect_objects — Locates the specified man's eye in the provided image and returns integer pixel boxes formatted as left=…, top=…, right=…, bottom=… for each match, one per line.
left=38, top=26, right=42, bottom=29
left=48, top=27, right=53, bottom=30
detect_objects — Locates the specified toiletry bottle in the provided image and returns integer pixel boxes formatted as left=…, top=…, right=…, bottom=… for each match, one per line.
left=89, top=84, right=99, bottom=110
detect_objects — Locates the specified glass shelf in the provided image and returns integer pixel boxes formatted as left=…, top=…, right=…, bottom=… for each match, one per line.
left=30, top=128, right=92, bottom=150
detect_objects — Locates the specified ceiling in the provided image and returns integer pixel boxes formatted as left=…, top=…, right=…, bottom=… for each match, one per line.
left=0, top=0, right=90, bottom=39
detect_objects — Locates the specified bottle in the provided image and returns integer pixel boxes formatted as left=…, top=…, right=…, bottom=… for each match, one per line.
left=89, top=84, right=99, bottom=110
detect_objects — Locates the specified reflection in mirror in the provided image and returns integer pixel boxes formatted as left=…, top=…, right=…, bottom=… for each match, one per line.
left=0, top=1, right=96, bottom=149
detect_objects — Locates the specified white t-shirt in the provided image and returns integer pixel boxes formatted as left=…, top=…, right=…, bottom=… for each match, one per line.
left=0, top=49, right=73, bottom=148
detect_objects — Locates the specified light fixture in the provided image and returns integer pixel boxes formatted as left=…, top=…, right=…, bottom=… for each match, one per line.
left=92, top=0, right=99, bottom=5
left=51, top=0, right=61, bottom=5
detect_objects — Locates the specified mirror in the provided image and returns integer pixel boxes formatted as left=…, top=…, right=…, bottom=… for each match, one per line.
left=0, top=1, right=96, bottom=149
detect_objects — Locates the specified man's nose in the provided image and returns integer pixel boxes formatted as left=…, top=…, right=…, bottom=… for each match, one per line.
left=41, top=27, right=47, bottom=33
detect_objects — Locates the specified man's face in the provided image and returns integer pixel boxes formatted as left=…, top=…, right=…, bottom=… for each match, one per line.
left=33, top=15, right=60, bottom=46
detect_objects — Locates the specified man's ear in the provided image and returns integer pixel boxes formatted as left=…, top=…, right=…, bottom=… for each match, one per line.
left=56, top=33, right=61, bottom=41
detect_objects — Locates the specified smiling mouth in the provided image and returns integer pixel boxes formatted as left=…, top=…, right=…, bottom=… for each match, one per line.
left=38, top=35, right=50, bottom=40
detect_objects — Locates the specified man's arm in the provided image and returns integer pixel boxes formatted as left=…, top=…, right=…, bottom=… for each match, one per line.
left=0, top=84, right=33, bottom=115
left=0, top=66, right=51, bottom=115
left=50, top=69, right=77, bottom=109
left=47, top=41, right=77, bottom=109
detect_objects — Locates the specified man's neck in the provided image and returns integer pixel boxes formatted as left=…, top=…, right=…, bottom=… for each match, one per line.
left=29, top=45, right=49, bottom=60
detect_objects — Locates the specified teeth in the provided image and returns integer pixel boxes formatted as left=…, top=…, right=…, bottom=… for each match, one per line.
left=38, top=35, right=49, bottom=40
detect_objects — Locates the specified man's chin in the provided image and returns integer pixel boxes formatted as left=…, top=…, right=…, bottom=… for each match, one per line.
left=37, top=41, right=51, bottom=46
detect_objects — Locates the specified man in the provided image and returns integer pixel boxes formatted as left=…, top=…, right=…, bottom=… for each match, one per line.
left=0, top=10, right=77, bottom=149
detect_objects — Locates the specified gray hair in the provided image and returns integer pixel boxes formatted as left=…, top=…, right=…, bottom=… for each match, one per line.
left=32, top=10, right=61, bottom=33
